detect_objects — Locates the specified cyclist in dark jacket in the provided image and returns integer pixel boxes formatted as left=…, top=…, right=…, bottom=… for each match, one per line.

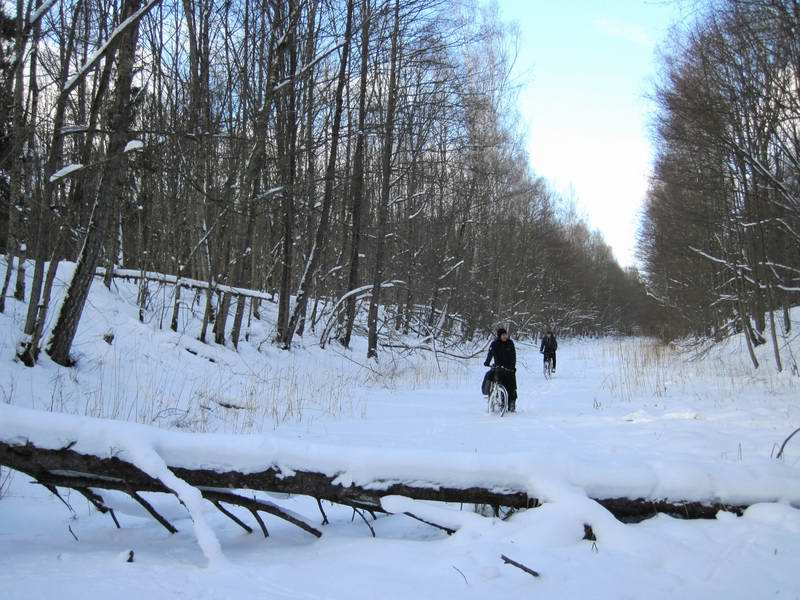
left=484, top=327, right=518, bottom=411
left=540, top=329, right=558, bottom=372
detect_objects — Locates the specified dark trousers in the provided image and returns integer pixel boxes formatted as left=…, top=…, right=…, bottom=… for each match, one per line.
left=497, top=369, right=517, bottom=409
left=544, top=351, right=556, bottom=370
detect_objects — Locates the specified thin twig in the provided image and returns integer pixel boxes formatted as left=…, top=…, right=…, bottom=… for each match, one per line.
left=328, top=347, right=383, bottom=376
left=352, top=507, right=375, bottom=537
left=501, top=508, right=516, bottom=521
left=500, top=554, right=540, bottom=578
left=75, top=487, right=121, bottom=529
left=776, top=426, right=800, bottom=460
left=212, top=500, right=253, bottom=534
left=316, top=498, right=329, bottom=525
left=248, top=508, right=269, bottom=537
left=403, top=512, right=456, bottom=535
left=129, top=491, right=178, bottom=534
left=452, top=565, right=469, bottom=585
left=39, top=483, right=75, bottom=514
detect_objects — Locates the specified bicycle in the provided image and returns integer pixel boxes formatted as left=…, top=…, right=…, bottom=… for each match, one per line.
left=486, top=366, right=510, bottom=416
left=542, top=352, right=554, bottom=379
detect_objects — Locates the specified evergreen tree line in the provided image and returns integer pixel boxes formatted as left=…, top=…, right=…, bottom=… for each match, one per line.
left=0, top=0, right=652, bottom=366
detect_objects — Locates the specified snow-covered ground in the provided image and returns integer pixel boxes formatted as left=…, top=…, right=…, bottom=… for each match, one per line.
left=1, top=263, right=800, bottom=599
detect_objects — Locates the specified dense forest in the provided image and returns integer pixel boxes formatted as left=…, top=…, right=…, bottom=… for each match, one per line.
left=1, top=0, right=653, bottom=366
left=639, top=0, right=800, bottom=369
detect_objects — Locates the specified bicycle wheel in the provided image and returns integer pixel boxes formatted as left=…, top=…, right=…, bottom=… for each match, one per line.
left=488, top=382, right=508, bottom=416
left=543, top=357, right=552, bottom=380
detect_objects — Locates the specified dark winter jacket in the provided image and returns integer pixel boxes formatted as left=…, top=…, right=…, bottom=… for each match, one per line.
left=484, top=338, right=516, bottom=370
left=540, top=334, right=558, bottom=354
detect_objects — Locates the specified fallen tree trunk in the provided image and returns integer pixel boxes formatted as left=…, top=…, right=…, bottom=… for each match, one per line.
left=0, top=441, right=531, bottom=510
left=95, top=267, right=274, bottom=303
left=0, top=439, right=749, bottom=525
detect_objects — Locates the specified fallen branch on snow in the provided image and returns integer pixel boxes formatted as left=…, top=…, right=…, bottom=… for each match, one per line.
left=501, top=554, right=540, bottom=578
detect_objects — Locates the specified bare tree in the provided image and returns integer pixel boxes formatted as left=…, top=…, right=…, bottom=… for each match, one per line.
left=47, top=0, right=148, bottom=366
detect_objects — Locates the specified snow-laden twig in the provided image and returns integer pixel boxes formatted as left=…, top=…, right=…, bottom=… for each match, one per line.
left=29, top=0, right=60, bottom=26
left=64, top=0, right=162, bottom=94
left=124, top=140, right=144, bottom=153
left=439, top=260, right=464, bottom=281
left=49, top=164, right=83, bottom=182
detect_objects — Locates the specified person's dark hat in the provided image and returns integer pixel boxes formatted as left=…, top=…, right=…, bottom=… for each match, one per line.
left=497, top=327, right=507, bottom=337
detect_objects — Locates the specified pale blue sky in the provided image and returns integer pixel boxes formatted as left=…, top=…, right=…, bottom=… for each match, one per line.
left=493, top=0, right=689, bottom=267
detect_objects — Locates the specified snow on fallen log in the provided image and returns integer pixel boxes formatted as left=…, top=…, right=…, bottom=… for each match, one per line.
left=2, top=405, right=799, bottom=545
left=115, top=435, right=227, bottom=566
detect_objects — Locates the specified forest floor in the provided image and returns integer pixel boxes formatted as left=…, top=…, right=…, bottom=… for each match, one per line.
left=1, top=264, right=799, bottom=599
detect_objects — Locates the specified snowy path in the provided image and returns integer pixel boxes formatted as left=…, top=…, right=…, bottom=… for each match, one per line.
left=2, top=339, right=800, bottom=599
left=268, top=340, right=798, bottom=499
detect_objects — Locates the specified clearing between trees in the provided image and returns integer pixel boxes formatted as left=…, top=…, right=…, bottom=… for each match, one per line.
left=1, top=268, right=798, bottom=599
